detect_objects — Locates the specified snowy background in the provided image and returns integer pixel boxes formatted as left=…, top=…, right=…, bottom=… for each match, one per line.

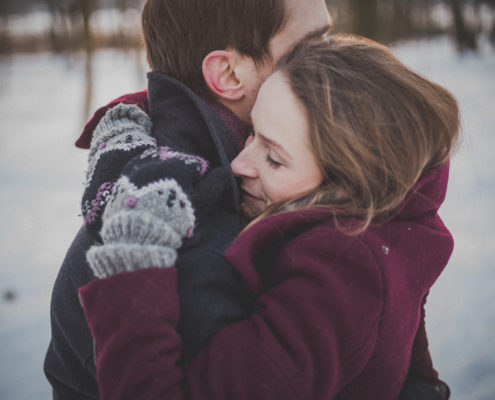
left=0, top=36, right=494, bottom=399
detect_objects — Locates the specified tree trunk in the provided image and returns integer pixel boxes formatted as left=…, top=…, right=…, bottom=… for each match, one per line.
left=392, top=0, right=413, bottom=38
left=80, top=0, right=95, bottom=121
left=450, top=0, right=477, bottom=51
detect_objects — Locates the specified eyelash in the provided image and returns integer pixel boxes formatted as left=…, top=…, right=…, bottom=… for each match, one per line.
left=265, top=152, right=282, bottom=168
left=250, top=129, right=283, bottom=169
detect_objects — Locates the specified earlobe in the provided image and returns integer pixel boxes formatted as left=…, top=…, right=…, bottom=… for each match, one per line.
left=202, top=50, right=245, bottom=101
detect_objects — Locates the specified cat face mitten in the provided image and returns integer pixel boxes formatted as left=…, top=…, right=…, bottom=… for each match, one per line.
left=86, top=174, right=196, bottom=278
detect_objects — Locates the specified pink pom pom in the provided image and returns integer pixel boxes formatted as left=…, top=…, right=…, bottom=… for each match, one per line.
left=126, top=196, right=137, bottom=208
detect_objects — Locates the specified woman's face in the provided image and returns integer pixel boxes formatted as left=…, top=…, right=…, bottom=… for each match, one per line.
left=231, top=72, right=323, bottom=217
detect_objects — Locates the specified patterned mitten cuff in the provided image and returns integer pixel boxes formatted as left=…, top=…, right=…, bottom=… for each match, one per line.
left=87, top=244, right=177, bottom=278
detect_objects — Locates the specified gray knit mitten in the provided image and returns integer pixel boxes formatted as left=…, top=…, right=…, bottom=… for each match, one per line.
left=87, top=103, right=154, bottom=175
left=86, top=175, right=195, bottom=278
left=82, top=103, right=156, bottom=235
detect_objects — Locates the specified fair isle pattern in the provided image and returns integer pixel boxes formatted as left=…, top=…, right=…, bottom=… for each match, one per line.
left=81, top=103, right=156, bottom=235
left=85, top=103, right=155, bottom=189
left=158, top=146, right=209, bottom=176
left=82, top=181, right=115, bottom=225
left=138, top=146, right=209, bottom=177
left=84, top=134, right=156, bottom=190
left=87, top=103, right=153, bottom=160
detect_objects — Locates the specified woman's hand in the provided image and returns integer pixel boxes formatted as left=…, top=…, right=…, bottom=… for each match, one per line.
left=87, top=176, right=196, bottom=279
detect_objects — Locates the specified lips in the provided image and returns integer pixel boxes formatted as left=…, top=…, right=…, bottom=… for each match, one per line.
left=241, top=188, right=264, bottom=204
left=239, top=188, right=266, bottom=219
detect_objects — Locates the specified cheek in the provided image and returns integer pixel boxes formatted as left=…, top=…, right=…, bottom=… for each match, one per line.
left=264, top=169, right=322, bottom=204
left=252, top=167, right=280, bottom=203
left=259, top=171, right=298, bottom=204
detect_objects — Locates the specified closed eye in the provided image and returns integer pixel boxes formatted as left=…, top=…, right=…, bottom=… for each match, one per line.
left=265, top=152, right=283, bottom=168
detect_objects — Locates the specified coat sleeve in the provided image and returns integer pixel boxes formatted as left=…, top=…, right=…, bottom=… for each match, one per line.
left=79, top=268, right=185, bottom=400
left=79, top=235, right=384, bottom=400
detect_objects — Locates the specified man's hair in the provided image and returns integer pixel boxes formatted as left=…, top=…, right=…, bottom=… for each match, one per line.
left=259, top=34, right=459, bottom=233
left=141, top=0, right=287, bottom=99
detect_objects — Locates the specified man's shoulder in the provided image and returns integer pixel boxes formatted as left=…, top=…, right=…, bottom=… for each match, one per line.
left=76, top=90, right=149, bottom=149
left=55, top=226, right=98, bottom=290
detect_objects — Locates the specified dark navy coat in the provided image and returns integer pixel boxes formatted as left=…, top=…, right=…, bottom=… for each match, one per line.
left=44, top=73, right=248, bottom=398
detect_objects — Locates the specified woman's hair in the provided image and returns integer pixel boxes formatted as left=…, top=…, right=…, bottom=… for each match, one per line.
left=141, top=0, right=287, bottom=99
left=264, top=34, right=460, bottom=233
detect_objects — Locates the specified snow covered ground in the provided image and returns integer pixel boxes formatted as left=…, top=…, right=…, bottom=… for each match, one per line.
left=0, top=37, right=494, bottom=399
left=393, top=37, right=495, bottom=400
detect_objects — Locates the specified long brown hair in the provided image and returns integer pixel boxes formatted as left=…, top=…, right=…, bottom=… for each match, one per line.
left=141, top=0, right=287, bottom=99
left=260, top=34, right=460, bottom=233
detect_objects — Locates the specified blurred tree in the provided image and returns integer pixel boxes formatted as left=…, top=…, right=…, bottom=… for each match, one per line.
left=0, top=0, right=41, bottom=15
left=43, top=0, right=98, bottom=118
left=79, top=0, right=96, bottom=120
left=392, top=0, right=413, bottom=37
left=449, top=0, right=478, bottom=50
left=114, top=0, right=139, bottom=49
left=44, top=0, right=72, bottom=53
left=0, top=19, right=12, bottom=55
left=477, top=0, right=495, bottom=43
left=80, top=0, right=95, bottom=54
left=349, top=0, right=379, bottom=38
left=326, top=0, right=494, bottom=51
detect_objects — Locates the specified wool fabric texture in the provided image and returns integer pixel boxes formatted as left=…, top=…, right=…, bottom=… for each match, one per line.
left=87, top=177, right=196, bottom=278
left=87, top=245, right=177, bottom=279
left=76, top=90, right=150, bottom=149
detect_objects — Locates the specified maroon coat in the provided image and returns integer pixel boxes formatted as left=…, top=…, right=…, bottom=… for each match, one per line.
left=79, top=164, right=452, bottom=400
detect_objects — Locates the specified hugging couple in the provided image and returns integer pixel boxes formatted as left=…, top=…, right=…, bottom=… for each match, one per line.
left=45, top=1, right=458, bottom=399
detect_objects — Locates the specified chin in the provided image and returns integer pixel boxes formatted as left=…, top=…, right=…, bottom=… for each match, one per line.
left=240, top=202, right=263, bottom=223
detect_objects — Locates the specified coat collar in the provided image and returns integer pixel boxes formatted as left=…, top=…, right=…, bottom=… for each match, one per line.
left=226, top=163, right=451, bottom=270
left=391, top=162, right=450, bottom=220
left=147, top=72, right=239, bottom=167
left=147, top=72, right=242, bottom=210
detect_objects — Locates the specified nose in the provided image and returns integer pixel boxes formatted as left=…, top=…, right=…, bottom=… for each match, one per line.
left=231, top=146, right=258, bottom=179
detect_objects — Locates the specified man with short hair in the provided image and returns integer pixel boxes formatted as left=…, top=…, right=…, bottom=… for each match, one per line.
left=44, top=1, right=332, bottom=398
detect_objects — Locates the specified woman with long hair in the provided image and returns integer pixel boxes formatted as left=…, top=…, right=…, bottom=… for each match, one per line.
left=79, top=34, right=459, bottom=399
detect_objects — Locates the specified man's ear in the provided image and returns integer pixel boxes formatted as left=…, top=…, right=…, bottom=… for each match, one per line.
left=202, top=50, right=245, bottom=101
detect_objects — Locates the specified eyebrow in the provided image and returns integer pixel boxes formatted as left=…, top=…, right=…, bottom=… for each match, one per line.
left=258, top=132, right=293, bottom=161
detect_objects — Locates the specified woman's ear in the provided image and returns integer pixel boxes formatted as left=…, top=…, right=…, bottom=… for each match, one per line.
left=202, top=50, right=245, bottom=101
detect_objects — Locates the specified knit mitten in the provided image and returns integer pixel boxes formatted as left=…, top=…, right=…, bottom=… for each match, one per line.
left=82, top=103, right=156, bottom=235
left=87, top=176, right=196, bottom=278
